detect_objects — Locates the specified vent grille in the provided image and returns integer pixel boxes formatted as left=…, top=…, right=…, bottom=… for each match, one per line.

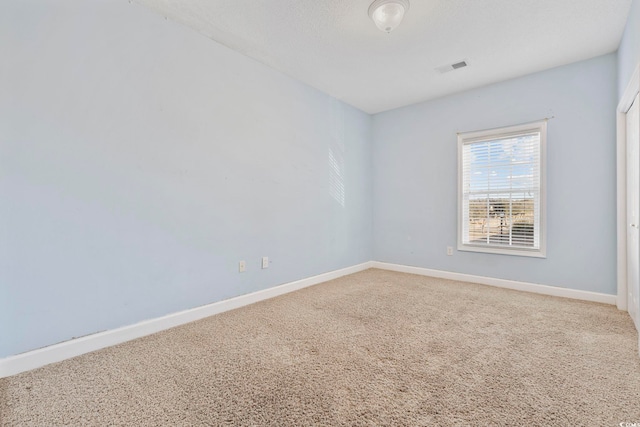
left=436, top=60, right=469, bottom=74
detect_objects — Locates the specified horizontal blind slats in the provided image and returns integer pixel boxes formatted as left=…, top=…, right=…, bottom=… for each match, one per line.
left=461, top=128, right=541, bottom=250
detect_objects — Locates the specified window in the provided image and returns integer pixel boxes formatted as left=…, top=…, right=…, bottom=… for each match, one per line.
left=458, top=120, right=546, bottom=257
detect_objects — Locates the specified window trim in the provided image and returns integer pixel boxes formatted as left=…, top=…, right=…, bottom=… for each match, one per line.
left=457, top=120, right=547, bottom=258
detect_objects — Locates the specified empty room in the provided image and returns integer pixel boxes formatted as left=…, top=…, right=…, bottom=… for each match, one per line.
left=2, top=0, right=640, bottom=425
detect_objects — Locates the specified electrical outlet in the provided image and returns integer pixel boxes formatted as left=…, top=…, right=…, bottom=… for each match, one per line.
left=239, top=260, right=246, bottom=272
left=447, top=247, right=453, bottom=256
left=262, top=256, right=269, bottom=269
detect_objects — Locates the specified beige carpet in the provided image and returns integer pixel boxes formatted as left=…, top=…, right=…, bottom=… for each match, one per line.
left=2, top=269, right=640, bottom=426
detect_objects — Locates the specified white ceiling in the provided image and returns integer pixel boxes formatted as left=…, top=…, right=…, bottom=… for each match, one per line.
left=134, top=0, right=632, bottom=114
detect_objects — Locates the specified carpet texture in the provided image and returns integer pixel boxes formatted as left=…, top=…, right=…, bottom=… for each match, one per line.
left=2, top=269, right=640, bottom=426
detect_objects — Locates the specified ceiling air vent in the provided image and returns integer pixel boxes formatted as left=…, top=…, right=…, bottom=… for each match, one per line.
left=436, top=60, right=468, bottom=74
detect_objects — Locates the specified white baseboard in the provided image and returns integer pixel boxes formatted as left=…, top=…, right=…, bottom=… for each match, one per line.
left=371, top=261, right=617, bottom=305
left=0, top=261, right=374, bottom=378
left=1, top=260, right=618, bottom=377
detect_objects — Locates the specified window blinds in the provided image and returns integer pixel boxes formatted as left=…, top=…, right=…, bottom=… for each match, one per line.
left=460, top=127, right=542, bottom=251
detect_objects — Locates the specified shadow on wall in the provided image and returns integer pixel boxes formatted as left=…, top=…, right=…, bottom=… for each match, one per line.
left=329, top=145, right=345, bottom=206
left=329, top=102, right=346, bottom=207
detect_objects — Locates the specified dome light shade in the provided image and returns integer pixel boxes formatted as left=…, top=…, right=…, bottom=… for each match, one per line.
left=368, top=0, right=410, bottom=33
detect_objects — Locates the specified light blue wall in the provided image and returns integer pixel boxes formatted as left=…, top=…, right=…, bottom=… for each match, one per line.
left=0, top=1, right=372, bottom=358
left=373, top=54, right=618, bottom=294
left=618, top=0, right=640, bottom=98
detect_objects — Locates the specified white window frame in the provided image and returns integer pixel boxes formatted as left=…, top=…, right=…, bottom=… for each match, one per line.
left=457, top=120, right=547, bottom=258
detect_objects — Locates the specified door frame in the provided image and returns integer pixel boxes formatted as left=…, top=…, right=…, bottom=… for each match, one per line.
left=617, top=63, right=640, bottom=312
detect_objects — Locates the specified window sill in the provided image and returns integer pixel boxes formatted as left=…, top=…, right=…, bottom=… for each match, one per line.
left=457, top=243, right=546, bottom=258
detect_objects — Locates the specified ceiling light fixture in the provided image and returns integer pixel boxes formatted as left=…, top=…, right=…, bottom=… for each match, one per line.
left=368, top=0, right=410, bottom=33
